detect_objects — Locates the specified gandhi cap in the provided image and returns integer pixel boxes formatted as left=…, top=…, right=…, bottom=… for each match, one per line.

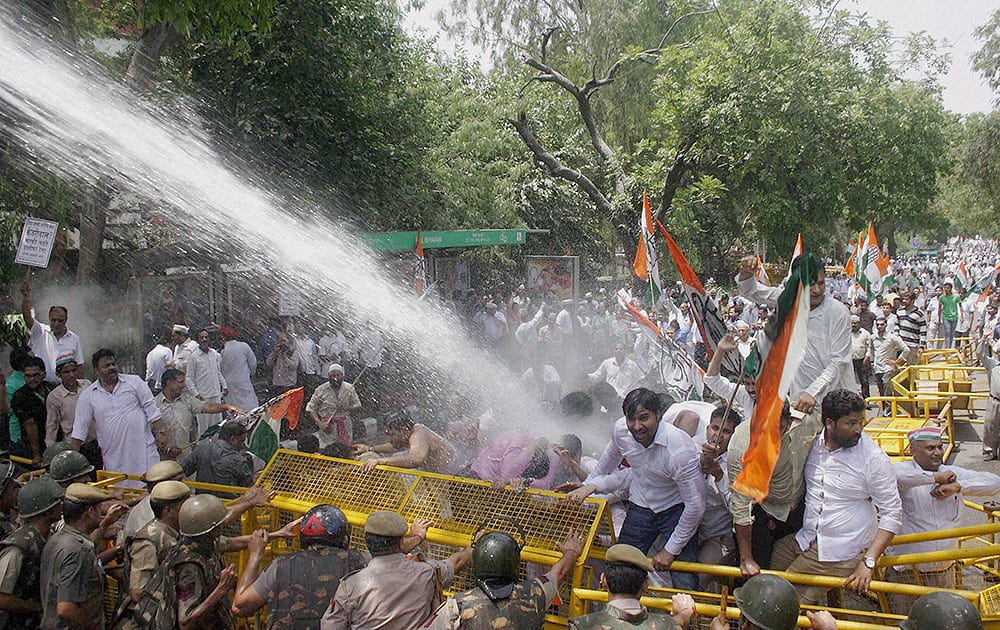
left=364, top=510, right=408, bottom=537
left=150, top=480, right=192, bottom=503
left=65, top=483, right=108, bottom=504
left=605, top=544, right=653, bottom=572
left=143, top=460, right=184, bottom=483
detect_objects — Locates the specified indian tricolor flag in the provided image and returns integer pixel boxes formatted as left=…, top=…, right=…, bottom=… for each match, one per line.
left=733, top=255, right=816, bottom=501
left=247, top=387, right=305, bottom=464
left=633, top=191, right=663, bottom=307
left=658, top=221, right=743, bottom=378
left=617, top=289, right=704, bottom=399
left=787, top=233, right=803, bottom=276
left=855, top=222, right=892, bottom=300
left=954, top=261, right=970, bottom=291
left=414, top=230, right=427, bottom=297
left=756, top=256, right=770, bottom=286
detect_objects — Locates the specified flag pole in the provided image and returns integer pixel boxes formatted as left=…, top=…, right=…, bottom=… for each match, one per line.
left=713, top=338, right=753, bottom=450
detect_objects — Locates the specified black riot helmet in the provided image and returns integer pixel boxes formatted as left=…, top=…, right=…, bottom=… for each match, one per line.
left=300, top=504, right=351, bottom=549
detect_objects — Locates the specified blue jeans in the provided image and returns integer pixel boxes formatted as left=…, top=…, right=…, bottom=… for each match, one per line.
left=618, top=503, right=699, bottom=590
left=942, top=319, right=956, bottom=348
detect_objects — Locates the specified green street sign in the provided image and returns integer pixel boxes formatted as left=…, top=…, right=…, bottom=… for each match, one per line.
left=356, top=229, right=527, bottom=251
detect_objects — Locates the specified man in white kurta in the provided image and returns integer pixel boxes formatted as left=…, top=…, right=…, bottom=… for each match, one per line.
left=72, top=350, right=162, bottom=486
left=220, top=328, right=259, bottom=413
left=588, top=343, right=645, bottom=398
left=185, top=330, right=228, bottom=437
left=737, top=255, right=857, bottom=415
left=885, top=426, right=1000, bottom=613
left=21, top=282, right=85, bottom=384
left=170, top=324, right=198, bottom=372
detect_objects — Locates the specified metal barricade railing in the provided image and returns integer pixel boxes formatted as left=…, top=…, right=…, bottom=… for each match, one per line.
left=254, top=450, right=615, bottom=625
left=82, top=445, right=1000, bottom=628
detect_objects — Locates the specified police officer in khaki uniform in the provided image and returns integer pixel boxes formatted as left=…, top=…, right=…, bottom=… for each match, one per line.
left=569, top=544, right=694, bottom=629
left=119, top=460, right=186, bottom=542
left=120, top=481, right=191, bottom=608
left=428, top=529, right=584, bottom=629
left=0, top=461, right=22, bottom=539
left=0, top=476, right=64, bottom=629
left=172, top=494, right=239, bottom=630
left=233, top=504, right=366, bottom=628
left=322, top=510, right=474, bottom=629
left=40, top=483, right=109, bottom=629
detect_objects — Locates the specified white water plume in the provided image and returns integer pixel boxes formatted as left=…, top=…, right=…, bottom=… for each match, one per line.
left=0, top=12, right=616, bottom=453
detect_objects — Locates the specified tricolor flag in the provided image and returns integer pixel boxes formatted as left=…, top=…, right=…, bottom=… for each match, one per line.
left=657, top=221, right=743, bottom=378
left=633, top=191, right=663, bottom=307
left=854, top=223, right=893, bottom=300
left=976, top=262, right=1000, bottom=297
left=787, top=233, right=803, bottom=276
left=954, top=261, right=970, bottom=291
left=756, top=256, right=770, bottom=286
left=733, top=254, right=816, bottom=501
left=414, top=230, right=427, bottom=297
left=843, top=238, right=858, bottom=278
left=617, top=289, right=704, bottom=400
left=247, top=387, right=305, bottom=464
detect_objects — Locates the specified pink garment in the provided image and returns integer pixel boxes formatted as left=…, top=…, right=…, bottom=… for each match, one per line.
left=471, top=432, right=560, bottom=490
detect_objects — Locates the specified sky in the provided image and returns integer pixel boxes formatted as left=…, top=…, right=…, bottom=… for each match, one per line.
left=402, top=0, right=1000, bottom=115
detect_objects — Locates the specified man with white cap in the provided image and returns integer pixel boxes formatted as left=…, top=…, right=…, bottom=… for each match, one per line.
left=169, top=324, right=198, bottom=373
left=734, top=320, right=753, bottom=359
left=569, top=543, right=694, bottom=628
left=849, top=314, right=871, bottom=399
left=885, top=425, right=1000, bottom=613
left=306, top=363, right=362, bottom=447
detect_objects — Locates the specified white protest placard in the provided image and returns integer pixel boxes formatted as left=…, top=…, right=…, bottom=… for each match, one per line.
left=278, top=288, right=301, bottom=317
left=14, top=218, right=59, bottom=268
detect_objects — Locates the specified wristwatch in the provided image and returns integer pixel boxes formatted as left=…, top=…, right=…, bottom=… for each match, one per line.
left=863, top=556, right=877, bottom=569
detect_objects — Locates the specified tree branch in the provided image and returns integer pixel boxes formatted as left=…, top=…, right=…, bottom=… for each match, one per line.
left=508, top=113, right=614, bottom=215
left=656, top=136, right=697, bottom=221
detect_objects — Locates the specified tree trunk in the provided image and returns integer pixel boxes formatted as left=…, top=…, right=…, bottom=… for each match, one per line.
left=124, top=22, right=179, bottom=90
left=76, top=187, right=109, bottom=283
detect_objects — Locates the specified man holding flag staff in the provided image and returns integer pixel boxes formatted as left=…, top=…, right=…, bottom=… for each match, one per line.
left=736, top=252, right=856, bottom=415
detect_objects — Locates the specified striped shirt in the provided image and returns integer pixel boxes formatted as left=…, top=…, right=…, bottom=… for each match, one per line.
left=895, top=307, right=926, bottom=348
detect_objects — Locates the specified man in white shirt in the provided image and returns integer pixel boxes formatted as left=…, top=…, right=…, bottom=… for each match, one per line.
left=567, top=387, right=705, bottom=591
left=771, top=389, right=902, bottom=605
left=144, top=333, right=173, bottom=394
left=885, top=426, right=1000, bottom=613
left=588, top=343, right=644, bottom=398
left=849, top=315, right=872, bottom=399
left=318, top=323, right=349, bottom=374
left=219, top=326, right=259, bottom=413
left=869, top=317, right=908, bottom=400
left=20, top=281, right=84, bottom=384
left=170, top=324, right=198, bottom=372
left=185, top=329, right=228, bottom=437
left=695, top=405, right=742, bottom=591
left=72, top=349, right=163, bottom=486
left=737, top=254, right=857, bottom=416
